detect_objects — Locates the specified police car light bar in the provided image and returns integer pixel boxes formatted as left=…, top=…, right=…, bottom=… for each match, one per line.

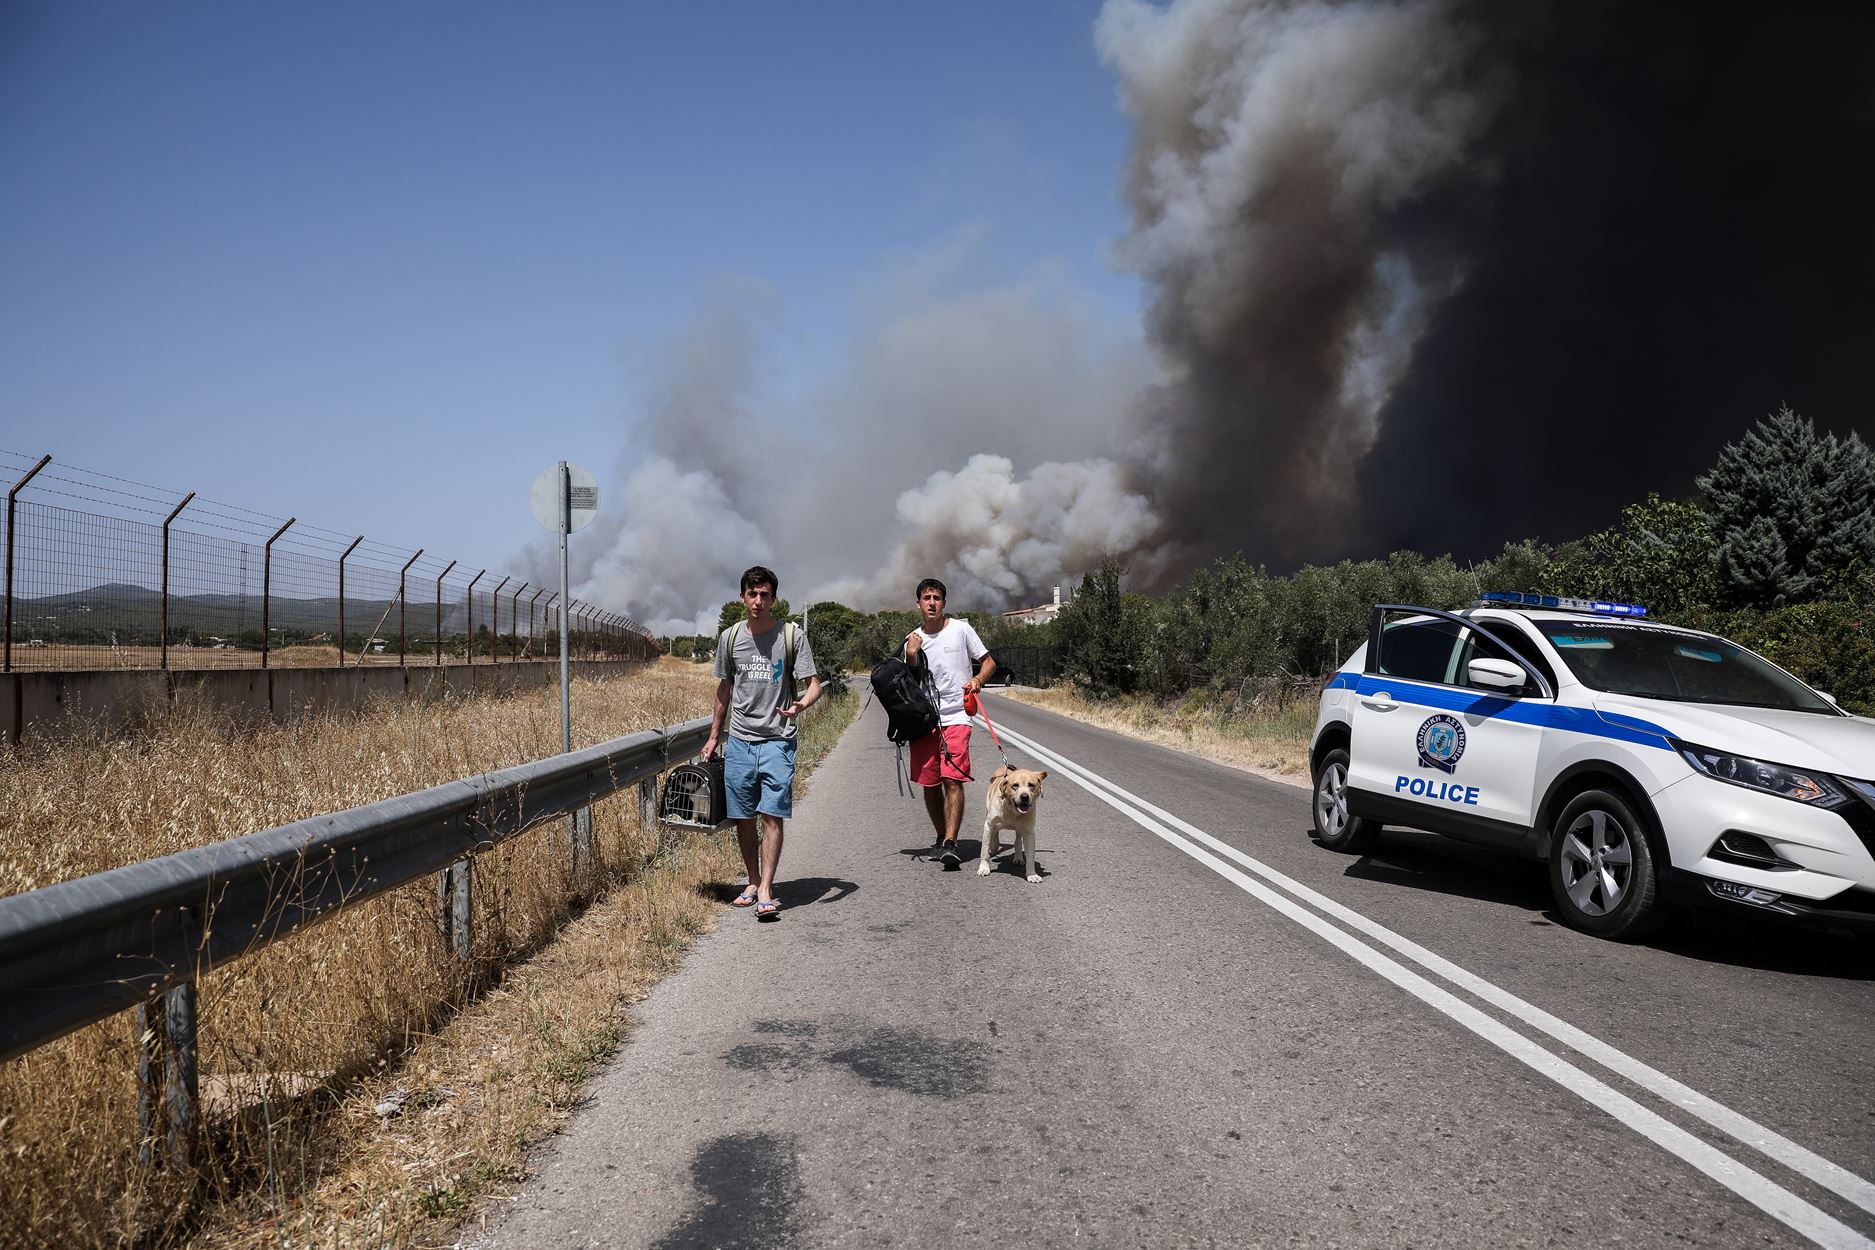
left=1478, top=591, right=1649, bottom=617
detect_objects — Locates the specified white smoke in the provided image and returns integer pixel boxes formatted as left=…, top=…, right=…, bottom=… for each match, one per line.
left=560, top=229, right=1166, bottom=628
left=572, top=457, right=769, bottom=637
left=560, top=295, right=779, bottom=637
left=819, top=454, right=1166, bottom=610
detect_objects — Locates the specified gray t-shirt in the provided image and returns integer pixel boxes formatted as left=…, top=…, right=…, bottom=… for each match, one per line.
left=714, top=621, right=817, bottom=741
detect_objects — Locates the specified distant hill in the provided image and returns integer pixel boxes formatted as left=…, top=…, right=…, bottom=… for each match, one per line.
left=13, top=583, right=431, bottom=639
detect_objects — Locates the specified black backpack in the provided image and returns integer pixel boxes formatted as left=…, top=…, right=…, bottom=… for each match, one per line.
left=870, top=656, right=939, bottom=745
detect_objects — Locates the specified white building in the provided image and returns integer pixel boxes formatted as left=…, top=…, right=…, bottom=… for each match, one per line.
left=1000, top=585, right=1064, bottom=627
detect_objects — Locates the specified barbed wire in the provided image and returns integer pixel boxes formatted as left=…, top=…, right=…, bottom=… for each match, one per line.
left=0, top=450, right=653, bottom=652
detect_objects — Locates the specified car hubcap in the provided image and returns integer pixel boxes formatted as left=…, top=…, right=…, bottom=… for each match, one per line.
left=1559, top=809, right=1633, bottom=917
left=1316, top=763, right=1349, bottom=837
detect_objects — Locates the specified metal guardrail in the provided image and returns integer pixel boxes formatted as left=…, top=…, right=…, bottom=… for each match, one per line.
left=0, top=715, right=711, bottom=1066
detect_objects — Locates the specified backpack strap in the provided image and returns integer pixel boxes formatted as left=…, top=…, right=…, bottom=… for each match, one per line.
left=783, top=621, right=797, bottom=699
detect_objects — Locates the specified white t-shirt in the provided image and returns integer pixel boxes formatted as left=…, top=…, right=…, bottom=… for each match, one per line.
left=907, top=618, right=989, bottom=728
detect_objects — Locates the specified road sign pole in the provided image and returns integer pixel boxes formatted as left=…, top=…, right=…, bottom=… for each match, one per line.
left=559, top=460, right=571, bottom=755
left=531, top=458, right=600, bottom=872
left=556, top=462, right=592, bottom=865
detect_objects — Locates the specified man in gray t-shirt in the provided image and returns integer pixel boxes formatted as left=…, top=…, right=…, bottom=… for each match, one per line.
left=701, top=566, right=822, bottom=920
left=716, top=615, right=818, bottom=741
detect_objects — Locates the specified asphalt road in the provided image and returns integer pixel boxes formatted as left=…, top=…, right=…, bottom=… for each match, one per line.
left=472, top=690, right=1875, bottom=1249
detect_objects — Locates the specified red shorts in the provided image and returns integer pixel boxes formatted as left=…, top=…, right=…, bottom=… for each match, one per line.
left=909, top=724, right=972, bottom=785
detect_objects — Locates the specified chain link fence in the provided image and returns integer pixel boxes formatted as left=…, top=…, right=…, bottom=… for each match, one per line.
left=1, top=451, right=654, bottom=673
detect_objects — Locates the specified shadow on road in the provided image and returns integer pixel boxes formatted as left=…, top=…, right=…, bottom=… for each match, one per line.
left=776, top=877, right=857, bottom=907
left=696, top=877, right=858, bottom=908
left=895, top=838, right=983, bottom=862
left=1333, top=827, right=1550, bottom=913
left=651, top=1131, right=806, bottom=1250
left=1320, top=827, right=1872, bottom=979
left=1653, top=914, right=1873, bottom=980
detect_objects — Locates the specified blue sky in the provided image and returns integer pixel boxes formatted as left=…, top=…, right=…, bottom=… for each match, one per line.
left=0, top=1, right=1144, bottom=614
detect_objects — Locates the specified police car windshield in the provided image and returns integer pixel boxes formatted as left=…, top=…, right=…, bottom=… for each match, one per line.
left=1535, top=621, right=1836, bottom=713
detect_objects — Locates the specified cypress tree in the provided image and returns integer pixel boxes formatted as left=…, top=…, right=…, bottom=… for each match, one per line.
left=1697, top=405, right=1875, bottom=605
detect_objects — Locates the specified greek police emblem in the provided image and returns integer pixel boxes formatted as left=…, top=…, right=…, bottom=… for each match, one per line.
left=1416, top=714, right=1466, bottom=774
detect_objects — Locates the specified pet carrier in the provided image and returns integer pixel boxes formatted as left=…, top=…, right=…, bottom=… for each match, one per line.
left=659, top=758, right=727, bottom=828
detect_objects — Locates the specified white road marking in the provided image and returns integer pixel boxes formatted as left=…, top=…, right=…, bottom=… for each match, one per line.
left=982, top=715, right=1875, bottom=1250
left=984, top=717, right=1875, bottom=1220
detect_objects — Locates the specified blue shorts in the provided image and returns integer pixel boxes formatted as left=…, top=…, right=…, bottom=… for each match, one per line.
left=723, top=736, right=797, bottom=820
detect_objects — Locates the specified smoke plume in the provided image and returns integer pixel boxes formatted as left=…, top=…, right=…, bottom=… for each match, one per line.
left=1099, top=0, right=1875, bottom=569
left=571, top=0, right=1875, bottom=634
left=817, top=454, right=1165, bottom=609
left=1098, top=0, right=1499, bottom=565
left=567, top=262, right=1159, bottom=631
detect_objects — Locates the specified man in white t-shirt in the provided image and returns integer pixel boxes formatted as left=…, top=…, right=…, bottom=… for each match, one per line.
left=902, top=577, right=996, bottom=869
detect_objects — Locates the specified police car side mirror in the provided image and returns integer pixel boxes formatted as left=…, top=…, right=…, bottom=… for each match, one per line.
left=1820, top=691, right=1839, bottom=705
left=1468, top=657, right=1527, bottom=692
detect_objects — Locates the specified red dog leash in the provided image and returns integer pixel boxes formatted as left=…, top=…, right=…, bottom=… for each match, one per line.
left=964, top=688, right=1012, bottom=769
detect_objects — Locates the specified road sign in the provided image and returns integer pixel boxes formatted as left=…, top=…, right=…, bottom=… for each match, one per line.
left=531, top=463, right=599, bottom=534
left=531, top=460, right=601, bottom=857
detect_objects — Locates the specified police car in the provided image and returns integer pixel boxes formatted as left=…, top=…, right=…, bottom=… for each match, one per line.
left=1309, top=592, right=1875, bottom=939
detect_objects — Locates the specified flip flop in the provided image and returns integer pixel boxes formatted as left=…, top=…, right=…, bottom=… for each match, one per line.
left=732, top=887, right=759, bottom=908
left=756, top=899, right=781, bottom=919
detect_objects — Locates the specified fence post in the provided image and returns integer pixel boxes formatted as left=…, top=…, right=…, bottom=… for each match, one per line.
left=465, top=570, right=485, bottom=665
left=452, top=858, right=472, bottom=961
left=162, top=981, right=199, bottom=1169
left=156, top=491, right=197, bottom=672
left=260, top=518, right=296, bottom=670
left=527, top=588, right=544, bottom=660
left=336, top=535, right=363, bottom=666
left=572, top=805, right=592, bottom=874
left=434, top=560, right=457, bottom=668
left=490, top=576, right=509, bottom=665
left=3, top=454, right=51, bottom=674
left=544, top=593, right=557, bottom=665
left=398, top=550, right=423, bottom=667
left=511, top=583, right=528, bottom=662
left=134, top=998, right=163, bottom=1166
left=435, top=864, right=451, bottom=941
left=436, top=859, right=473, bottom=962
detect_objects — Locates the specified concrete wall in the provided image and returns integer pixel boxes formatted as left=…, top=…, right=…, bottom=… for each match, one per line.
left=3, top=659, right=646, bottom=748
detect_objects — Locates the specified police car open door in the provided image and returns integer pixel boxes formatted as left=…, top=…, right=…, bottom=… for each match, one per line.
left=1349, top=607, right=1548, bottom=842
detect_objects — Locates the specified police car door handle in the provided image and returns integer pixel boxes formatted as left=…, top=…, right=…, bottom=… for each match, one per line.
left=1360, top=692, right=1398, bottom=711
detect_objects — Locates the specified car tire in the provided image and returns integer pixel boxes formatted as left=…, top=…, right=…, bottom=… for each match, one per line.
left=1312, top=747, right=1380, bottom=853
left=1548, top=788, right=1664, bottom=940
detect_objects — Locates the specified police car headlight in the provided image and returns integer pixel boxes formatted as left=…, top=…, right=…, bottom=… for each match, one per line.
left=1673, top=740, right=1853, bottom=809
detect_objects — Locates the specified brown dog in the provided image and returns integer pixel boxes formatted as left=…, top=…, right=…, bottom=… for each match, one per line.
left=978, top=766, right=1049, bottom=883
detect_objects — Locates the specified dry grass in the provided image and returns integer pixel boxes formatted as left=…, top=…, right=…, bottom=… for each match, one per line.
left=997, top=684, right=1317, bottom=786
left=0, top=657, right=858, bottom=1249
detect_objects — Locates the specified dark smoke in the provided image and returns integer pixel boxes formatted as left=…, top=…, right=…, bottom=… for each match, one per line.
left=1362, top=2, right=1875, bottom=561
left=1101, top=0, right=1875, bottom=575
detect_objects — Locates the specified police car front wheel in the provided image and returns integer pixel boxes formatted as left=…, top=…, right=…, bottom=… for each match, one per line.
left=1312, top=748, right=1380, bottom=853
left=1547, top=789, right=1663, bottom=940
